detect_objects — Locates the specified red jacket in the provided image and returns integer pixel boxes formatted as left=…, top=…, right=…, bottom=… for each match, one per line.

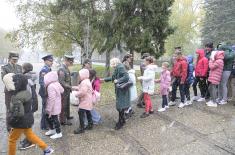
left=195, top=49, right=209, bottom=77
left=172, top=57, right=188, bottom=83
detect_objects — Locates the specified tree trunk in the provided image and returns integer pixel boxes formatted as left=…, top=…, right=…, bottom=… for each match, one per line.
left=105, top=51, right=111, bottom=77
left=130, top=49, right=134, bottom=69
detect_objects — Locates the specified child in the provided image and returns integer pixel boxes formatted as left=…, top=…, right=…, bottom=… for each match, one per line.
left=137, top=56, right=157, bottom=118
left=73, top=69, right=93, bottom=134
left=44, top=71, right=64, bottom=139
left=155, top=62, right=171, bottom=112
left=184, top=55, right=194, bottom=105
left=207, top=50, right=224, bottom=107
left=3, top=73, right=53, bottom=155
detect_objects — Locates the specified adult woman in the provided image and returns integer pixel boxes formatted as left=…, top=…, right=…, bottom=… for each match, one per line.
left=104, top=58, right=130, bottom=130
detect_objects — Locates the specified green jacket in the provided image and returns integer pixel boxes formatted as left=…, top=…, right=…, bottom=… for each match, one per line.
left=219, top=46, right=235, bottom=71
left=104, top=63, right=130, bottom=110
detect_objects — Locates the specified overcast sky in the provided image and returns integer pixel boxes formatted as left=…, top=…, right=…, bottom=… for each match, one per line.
left=0, top=0, right=20, bottom=31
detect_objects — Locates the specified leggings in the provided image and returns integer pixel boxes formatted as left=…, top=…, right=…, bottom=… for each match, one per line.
left=218, top=71, right=231, bottom=101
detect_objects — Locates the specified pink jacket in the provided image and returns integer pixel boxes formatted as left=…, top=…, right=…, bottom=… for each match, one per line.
left=160, top=70, right=171, bottom=95
left=44, top=71, right=64, bottom=116
left=208, top=51, right=224, bottom=85
left=75, top=69, right=93, bottom=110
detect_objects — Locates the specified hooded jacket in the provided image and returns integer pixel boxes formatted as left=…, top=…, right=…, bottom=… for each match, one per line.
left=160, top=69, right=171, bottom=95
left=75, top=69, right=93, bottom=110
left=186, top=55, right=194, bottom=84
left=139, top=64, right=157, bottom=94
left=44, top=71, right=64, bottom=115
left=218, top=45, right=235, bottom=71
left=195, top=49, right=209, bottom=77
left=208, top=51, right=225, bottom=85
left=172, top=56, right=188, bottom=83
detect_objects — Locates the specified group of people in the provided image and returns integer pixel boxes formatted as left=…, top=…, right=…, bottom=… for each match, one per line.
left=1, top=41, right=235, bottom=155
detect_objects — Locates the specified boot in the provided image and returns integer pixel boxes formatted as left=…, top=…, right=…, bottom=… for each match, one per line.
left=74, top=128, right=85, bottom=134
left=85, top=123, right=93, bottom=130
left=115, top=122, right=123, bottom=130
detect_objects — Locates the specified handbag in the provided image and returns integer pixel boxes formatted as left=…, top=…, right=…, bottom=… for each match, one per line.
left=116, top=80, right=133, bottom=89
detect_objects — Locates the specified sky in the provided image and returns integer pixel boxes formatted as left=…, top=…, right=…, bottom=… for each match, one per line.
left=0, top=0, right=20, bottom=31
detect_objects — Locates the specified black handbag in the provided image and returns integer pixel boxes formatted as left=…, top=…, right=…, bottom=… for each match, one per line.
left=116, top=80, right=133, bottom=89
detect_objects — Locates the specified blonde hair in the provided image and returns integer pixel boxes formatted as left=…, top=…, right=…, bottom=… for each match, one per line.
left=162, top=62, right=169, bottom=68
left=110, top=58, right=121, bottom=67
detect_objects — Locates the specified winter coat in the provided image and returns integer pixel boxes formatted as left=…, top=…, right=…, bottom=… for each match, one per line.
left=128, top=69, right=138, bottom=101
left=186, top=55, right=194, bottom=84
left=44, top=71, right=64, bottom=116
left=160, top=70, right=171, bottom=95
left=139, top=64, right=157, bottom=94
left=75, top=69, right=93, bottom=110
left=104, top=63, right=130, bottom=110
left=195, top=49, right=209, bottom=77
left=171, top=57, right=188, bottom=83
left=218, top=45, right=235, bottom=71
left=208, top=51, right=225, bottom=85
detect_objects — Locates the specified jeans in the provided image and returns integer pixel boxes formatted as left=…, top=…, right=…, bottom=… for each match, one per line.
left=218, top=71, right=231, bottom=101
left=144, top=93, right=153, bottom=113
left=46, top=114, right=61, bottom=133
left=84, top=109, right=101, bottom=125
left=209, top=84, right=218, bottom=102
left=162, top=95, right=168, bottom=108
left=171, top=78, right=185, bottom=103
left=40, top=98, right=48, bottom=130
left=198, top=77, right=207, bottom=98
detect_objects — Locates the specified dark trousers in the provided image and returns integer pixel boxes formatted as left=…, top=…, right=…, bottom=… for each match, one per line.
left=162, top=95, right=168, bottom=108
left=205, top=80, right=211, bottom=99
left=171, top=78, right=185, bottom=103
left=78, top=109, right=93, bottom=130
left=5, top=91, right=14, bottom=131
left=198, top=77, right=207, bottom=98
left=193, top=77, right=198, bottom=96
left=118, top=109, right=125, bottom=125
left=46, top=114, right=61, bottom=133
left=184, top=83, right=191, bottom=101
left=137, top=92, right=145, bottom=106
left=60, top=90, right=71, bottom=123
left=40, top=98, right=48, bottom=130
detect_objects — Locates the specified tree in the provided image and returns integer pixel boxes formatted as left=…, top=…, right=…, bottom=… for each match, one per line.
left=201, top=0, right=235, bottom=45
left=0, top=28, right=17, bottom=57
left=165, top=0, right=203, bottom=56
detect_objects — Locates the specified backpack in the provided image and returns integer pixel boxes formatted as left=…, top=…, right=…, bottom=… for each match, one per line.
left=92, top=90, right=100, bottom=105
left=31, top=84, right=38, bottom=112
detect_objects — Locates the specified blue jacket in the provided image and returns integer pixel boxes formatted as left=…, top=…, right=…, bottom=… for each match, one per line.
left=186, top=55, right=194, bottom=84
left=38, top=65, right=51, bottom=97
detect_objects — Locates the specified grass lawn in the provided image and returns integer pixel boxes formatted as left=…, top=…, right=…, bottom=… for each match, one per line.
left=71, top=64, right=159, bottom=106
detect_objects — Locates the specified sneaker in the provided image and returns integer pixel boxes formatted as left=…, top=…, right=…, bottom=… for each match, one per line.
left=207, top=102, right=217, bottom=107
left=187, top=100, right=192, bottom=105
left=178, top=102, right=185, bottom=108
left=218, top=100, right=227, bottom=105
left=216, top=98, right=221, bottom=103
left=140, top=112, right=149, bottom=118
left=206, top=100, right=213, bottom=105
left=184, top=101, right=189, bottom=106
left=19, top=140, right=35, bottom=150
left=165, top=105, right=169, bottom=109
left=192, top=96, right=200, bottom=101
left=149, top=110, right=154, bottom=114
left=45, top=129, right=56, bottom=136
left=197, top=97, right=205, bottom=102
left=158, top=108, right=166, bottom=112
left=50, top=133, right=62, bottom=139
left=43, top=147, right=54, bottom=155
left=168, top=101, right=176, bottom=106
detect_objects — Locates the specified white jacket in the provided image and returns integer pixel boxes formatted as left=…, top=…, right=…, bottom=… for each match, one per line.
left=128, top=69, right=137, bottom=101
left=139, top=65, right=157, bottom=94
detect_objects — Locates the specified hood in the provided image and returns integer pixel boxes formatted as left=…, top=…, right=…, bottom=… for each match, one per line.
left=146, top=64, right=158, bottom=71
left=128, top=69, right=135, bottom=74
left=215, top=51, right=224, bottom=60
left=196, top=49, right=205, bottom=59
left=24, top=71, right=37, bottom=84
left=44, top=71, right=58, bottom=86
left=187, top=55, right=193, bottom=64
left=79, top=69, right=90, bottom=80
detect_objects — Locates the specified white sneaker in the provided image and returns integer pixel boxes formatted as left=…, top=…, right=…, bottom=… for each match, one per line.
left=178, top=102, right=185, bottom=108
left=187, top=100, right=192, bottom=105
left=165, top=105, right=169, bottom=109
left=50, top=133, right=62, bottom=139
left=207, top=102, right=217, bottom=107
left=218, top=100, right=227, bottom=105
left=168, top=101, right=176, bottom=106
left=216, top=98, right=221, bottom=103
left=206, top=100, right=213, bottom=105
left=192, top=96, right=200, bottom=101
left=45, top=129, right=56, bottom=136
left=197, top=97, right=205, bottom=102
left=158, top=108, right=166, bottom=112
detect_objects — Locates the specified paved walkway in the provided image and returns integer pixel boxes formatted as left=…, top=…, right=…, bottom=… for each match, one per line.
left=0, top=63, right=235, bottom=155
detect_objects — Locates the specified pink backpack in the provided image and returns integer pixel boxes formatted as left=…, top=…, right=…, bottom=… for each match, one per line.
left=92, top=90, right=100, bottom=104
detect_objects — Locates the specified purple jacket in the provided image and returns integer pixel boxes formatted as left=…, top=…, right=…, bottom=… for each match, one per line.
left=160, top=70, right=171, bottom=95
left=44, top=71, right=64, bottom=116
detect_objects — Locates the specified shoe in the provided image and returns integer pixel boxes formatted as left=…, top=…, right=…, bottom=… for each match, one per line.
left=115, top=122, right=123, bottom=130
left=140, top=112, right=149, bottom=118
left=178, top=102, right=185, bottom=108
left=61, top=121, right=72, bottom=126
left=218, top=100, right=227, bottom=105
left=197, top=97, right=205, bottom=102
left=43, top=147, right=54, bottom=155
left=149, top=110, right=154, bottom=114
left=74, top=128, right=85, bottom=134
left=206, top=100, right=213, bottom=105
left=85, top=124, right=93, bottom=130
left=192, top=96, right=200, bottom=101
left=67, top=116, right=74, bottom=120
left=168, top=101, right=176, bottom=106
left=158, top=108, right=166, bottom=112
left=165, top=105, right=169, bottom=109
left=207, top=102, right=217, bottom=107
left=45, top=129, right=56, bottom=136
left=50, top=133, right=62, bottom=139
left=137, top=103, right=145, bottom=108
left=19, top=140, right=35, bottom=150
left=187, top=100, right=192, bottom=105
left=216, top=98, right=221, bottom=103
